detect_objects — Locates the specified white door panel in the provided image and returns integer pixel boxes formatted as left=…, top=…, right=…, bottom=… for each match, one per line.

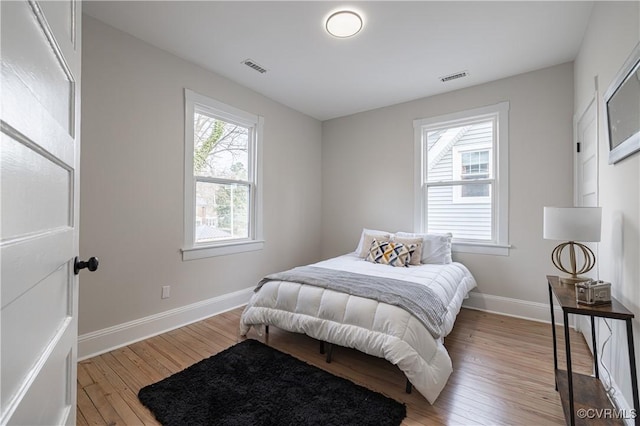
left=9, top=320, right=77, bottom=426
left=1, top=230, right=74, bottom=310
left=1, top=1, right=74, bottom=135
left=1, top=1, right=76, bottom=166
left=576, top=97, right=598, bottom=208
left=1, top=133, right=72, bottom=240
left=39, top=0, right=78, bottom=54
left=582, top=192, right=597, bottom=208
left=1, top=0, right=81, bottom=424
left=1, top=266, right=72, bottom=413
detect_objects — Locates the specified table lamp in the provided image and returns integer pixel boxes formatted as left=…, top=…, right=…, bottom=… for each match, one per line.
left=543, top=207, right=602, bottom=284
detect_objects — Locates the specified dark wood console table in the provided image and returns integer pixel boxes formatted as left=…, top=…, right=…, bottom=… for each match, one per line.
left=547, top=275, right=638, bottom=425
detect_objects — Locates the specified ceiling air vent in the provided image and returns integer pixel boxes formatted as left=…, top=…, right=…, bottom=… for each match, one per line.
left=440, top=71, right=468, bottom=83
left=242, top=59, right=267, bottom=74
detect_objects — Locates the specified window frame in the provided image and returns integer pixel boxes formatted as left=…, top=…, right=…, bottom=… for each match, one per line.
left=182, top=89, right=264, bottom=261
left=413, top=102, right=510, bottom=256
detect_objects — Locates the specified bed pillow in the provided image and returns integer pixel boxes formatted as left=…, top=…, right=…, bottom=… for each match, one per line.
left=355, top=228, right=392, bottom=258
left=365, top=240, right=413, bottom=267
left=391, top=236, right=423, bottom=266
left=395, top=232, right=452, bottom=264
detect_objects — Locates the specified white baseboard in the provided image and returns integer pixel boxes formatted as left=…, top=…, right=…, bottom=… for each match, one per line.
left=462, top=291, right=567, bottom=325
left=78, top=286, right=255, bottom=361
left=609, top=375, right=636, bottom=426
left=582, top=344, right=636, bottom=426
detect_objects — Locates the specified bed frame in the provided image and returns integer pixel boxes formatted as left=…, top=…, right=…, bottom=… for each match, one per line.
left=265, top=325, right=413, bottom=394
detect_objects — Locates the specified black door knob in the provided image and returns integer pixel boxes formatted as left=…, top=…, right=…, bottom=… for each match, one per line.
left=74, top=256, right=99, bottom=275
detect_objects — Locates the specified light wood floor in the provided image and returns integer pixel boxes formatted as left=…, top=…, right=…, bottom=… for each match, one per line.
left=77, top=307, right=593, bottom=425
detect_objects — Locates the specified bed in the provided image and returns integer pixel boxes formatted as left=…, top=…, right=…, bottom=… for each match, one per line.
left=239, top=230, right=477, bottom=403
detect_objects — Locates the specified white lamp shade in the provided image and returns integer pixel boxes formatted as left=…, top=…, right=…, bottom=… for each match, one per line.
left=543, top=207, right=602, bottom=242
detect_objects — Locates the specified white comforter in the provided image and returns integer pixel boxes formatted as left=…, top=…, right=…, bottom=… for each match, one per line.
left=239, top=254, right=477, bottom=403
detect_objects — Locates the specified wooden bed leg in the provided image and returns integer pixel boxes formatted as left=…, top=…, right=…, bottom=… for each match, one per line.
left=326, top=344, right=333, bottom=363
left=319, top=341, right=325, bottom=354
left=405, top=379, right=412, bottom=394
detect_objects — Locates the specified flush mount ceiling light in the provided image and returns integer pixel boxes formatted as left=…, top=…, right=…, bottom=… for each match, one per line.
left=326, top=10, right=363, bottom=38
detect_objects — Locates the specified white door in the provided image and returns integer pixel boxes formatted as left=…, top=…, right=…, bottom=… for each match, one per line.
left=576, top=96, right=598, bottom=209
left=1, top=1, right=82, bottom=424
left=574, top=95, right=598, bottom=348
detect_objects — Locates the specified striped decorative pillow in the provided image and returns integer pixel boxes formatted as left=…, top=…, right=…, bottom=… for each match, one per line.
left=365, top=240, right=414, bottom=267
left=392, top=236, right=423, bottom=266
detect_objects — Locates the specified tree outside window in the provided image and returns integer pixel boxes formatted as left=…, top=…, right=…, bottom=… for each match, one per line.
left=193, top=113, right=250, bottom=243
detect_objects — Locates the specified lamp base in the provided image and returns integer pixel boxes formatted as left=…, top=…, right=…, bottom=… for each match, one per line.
left=551, top=241, right=596, bottom=285
left=559, top=275, right=592, bottom=285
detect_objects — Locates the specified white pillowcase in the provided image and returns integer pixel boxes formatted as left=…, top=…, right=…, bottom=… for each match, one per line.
left=394, top=231, right=453, bottom=264
left=355, top=229, right=392, bottom=258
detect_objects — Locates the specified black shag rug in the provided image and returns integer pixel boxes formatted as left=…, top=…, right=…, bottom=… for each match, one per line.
left=138, top=339, right=406, bottom=426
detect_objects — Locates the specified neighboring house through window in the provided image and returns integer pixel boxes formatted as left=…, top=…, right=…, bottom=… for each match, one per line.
left=414, top=102, right=510, bottom=255
left=182, top=89, right=264, bottom=260
left=456, top=147, right=491, bottom=200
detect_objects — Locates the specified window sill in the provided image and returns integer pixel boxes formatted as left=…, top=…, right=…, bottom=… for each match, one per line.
left=452, top=241, right=510, bottom=256
left=182, top=240, right=264, bottom=261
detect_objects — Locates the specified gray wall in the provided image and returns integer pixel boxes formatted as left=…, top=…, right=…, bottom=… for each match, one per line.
left=79, top=16, right=323, bottom=334
left=321, top=63, right=575, bottom=305
left=574, top=1, right=639, bottom=411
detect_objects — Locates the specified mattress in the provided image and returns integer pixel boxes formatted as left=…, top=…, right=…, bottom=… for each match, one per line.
left=239, top=253, right=477, bottom=403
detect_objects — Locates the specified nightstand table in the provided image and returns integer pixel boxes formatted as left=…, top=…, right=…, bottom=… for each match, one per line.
left=547, top=275, right=638, bottom=426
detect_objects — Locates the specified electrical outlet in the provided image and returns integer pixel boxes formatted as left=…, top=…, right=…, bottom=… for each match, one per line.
left=161, top=285, right=170, bottom=299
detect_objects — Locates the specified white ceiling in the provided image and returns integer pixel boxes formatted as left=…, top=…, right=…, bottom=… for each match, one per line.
left=83, top=1, right=594, bottom=121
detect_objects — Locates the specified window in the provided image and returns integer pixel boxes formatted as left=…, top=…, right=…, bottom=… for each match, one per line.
left=182, top=89, right=263, bottom=260
left=452, top=144, right=492, bottom=203
left=413, top=102, right=509, bottom=255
